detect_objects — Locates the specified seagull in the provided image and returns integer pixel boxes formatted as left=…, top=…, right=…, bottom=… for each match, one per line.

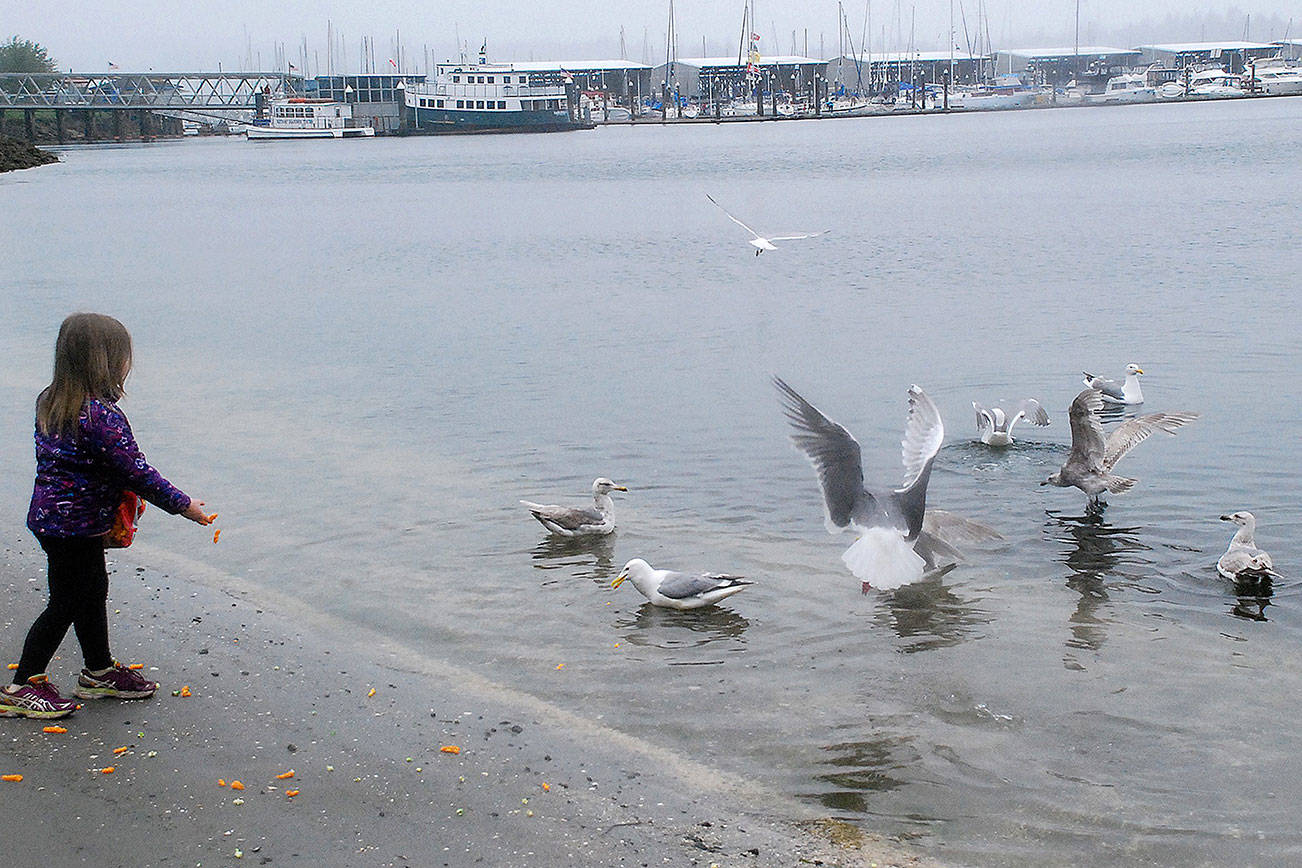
left=520, top=478, right=627, bottom=537
left=611, top=558, right=752, bottom=610
left=973, top=399, right=1050, bottom=446
left=775, top=377, right=951, bottom=592
left=706, top=194, right=830, bottom=256
left=1082, top=364, right=1145, bottom=405
left=1042, top=388, right=1198, bottom=508
left=1217, top=512, right=1278, bottom=580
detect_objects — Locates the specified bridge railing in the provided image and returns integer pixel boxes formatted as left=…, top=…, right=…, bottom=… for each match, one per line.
left=0, top=73, right=304, bottom=109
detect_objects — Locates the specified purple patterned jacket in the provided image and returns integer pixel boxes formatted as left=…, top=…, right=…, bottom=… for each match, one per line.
left=27, top=398, right=191, bottom=539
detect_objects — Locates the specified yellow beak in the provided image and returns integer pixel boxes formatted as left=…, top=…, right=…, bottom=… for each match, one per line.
left=614, top=485, right=628, bottom=492
left=1135, top=368, right=1144, bottom=374
left=612, top=574, right=626, bottom=588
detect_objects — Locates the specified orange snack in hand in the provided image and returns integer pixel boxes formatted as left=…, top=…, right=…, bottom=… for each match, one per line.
left=127, top=663, right=144, bottom=670
left=5, top=663, right=17, bottom=670
left=207, top=513, right=218, bottom=523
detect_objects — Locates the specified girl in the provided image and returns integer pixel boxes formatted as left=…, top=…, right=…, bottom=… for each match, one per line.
left=1, top=313, right=213, bottom=720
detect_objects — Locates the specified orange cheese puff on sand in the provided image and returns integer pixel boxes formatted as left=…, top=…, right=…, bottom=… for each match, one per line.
left=440, top=745, right=461, bottom=754
left=42, top=726, right=67, bottom=734
left=285, top=789, right=300, bottom=798
left=230, top=780, right=245, bottom=790
left=99, top=767, right=115, bottom=774
left=5, top=663, right=17, bottom=670
left=276, top=770, right=295, bottom=780
left=1, top=774, right=22, bottom=782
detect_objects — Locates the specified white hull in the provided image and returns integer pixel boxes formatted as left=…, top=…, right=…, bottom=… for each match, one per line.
left=1260, top=77, right=1302, bottom=95
left=1086, top=89, right=1157, bottom=104
left=246, top=126, right=375, bottom=140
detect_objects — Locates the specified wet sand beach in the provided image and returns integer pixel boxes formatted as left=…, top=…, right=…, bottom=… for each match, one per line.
left=1, top=535, right=933, bottom=868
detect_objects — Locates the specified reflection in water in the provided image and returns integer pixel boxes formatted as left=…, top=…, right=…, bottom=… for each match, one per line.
left=1045, top=511, right=1149, bottom=663
left=875, top=571, right=993, bottom=654
left=1229, top=573, right=1274, bottom=622
left=530, top=533, right=617, bottom=581
left=615, top=603, right=751, bottom=651
left=807, top=735, right=916, bottom=812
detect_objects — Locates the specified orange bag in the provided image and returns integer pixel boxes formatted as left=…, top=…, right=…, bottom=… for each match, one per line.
left=104, top=491, right=145, bottom=548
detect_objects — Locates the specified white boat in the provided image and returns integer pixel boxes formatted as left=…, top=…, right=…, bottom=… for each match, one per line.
left=245, top=99, right=375, bottom=140
left=949, top=85, right=1037, bottom=110
left=1188, top=69, right=1245, bottom=98
left=1255, top=65, right=1302, bottom=95
left=1086, top=73, right=1157, bottom=104
left=404, top=58, right=587, bottom=133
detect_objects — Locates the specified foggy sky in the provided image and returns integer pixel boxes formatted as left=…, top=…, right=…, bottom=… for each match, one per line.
left=10, top=1, right=1299, bottom=73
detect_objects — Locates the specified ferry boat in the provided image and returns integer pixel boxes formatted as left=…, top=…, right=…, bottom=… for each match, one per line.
left=245, top=99, right=375, bottom=140
left=403, top=58, right=590, bottom=134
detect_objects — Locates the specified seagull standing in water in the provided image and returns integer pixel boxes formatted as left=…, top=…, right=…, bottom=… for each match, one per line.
left=706, top=194, right=830, bottom=256
left=1217, top=512, right=1278, bottom=580
left=775, top=377, right=950, bottom=592
left=1082, top=364, right=1145, bottom=405
left=612, top=559, right=752, bottom=610
left=973, top=399, right=1050, bottom=446
left=521, top=478, right=628, bottom=537
left=1043, top=388, right=1198, bottom=509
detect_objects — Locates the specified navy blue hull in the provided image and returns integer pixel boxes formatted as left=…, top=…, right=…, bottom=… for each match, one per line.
left=408, top=106, right=589, bottom=134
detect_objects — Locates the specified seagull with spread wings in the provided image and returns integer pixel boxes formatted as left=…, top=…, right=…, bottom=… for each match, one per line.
left=775, top=377, right=954, bottom=591
left=973, top=398, right=1051, bottom=446
left=707, top=194, right=830, bottom=256
left=1042, top=388, right=1197, bottom=508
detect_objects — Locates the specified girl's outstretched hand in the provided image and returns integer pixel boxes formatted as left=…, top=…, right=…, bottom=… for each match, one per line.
left=182, top=500, right=214, bottom=525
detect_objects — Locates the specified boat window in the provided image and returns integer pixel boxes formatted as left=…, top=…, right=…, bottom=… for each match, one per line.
left=436, top=99, right=444, bottom=108
left=456, top=99, right=464, bottom=108
left=487, top=76, right=494, bottom=83
left=452, top=75, right=460, bottom=83
left=476, top=100, right=485, bottom=108
left=477, top=76, right=485, bottom=83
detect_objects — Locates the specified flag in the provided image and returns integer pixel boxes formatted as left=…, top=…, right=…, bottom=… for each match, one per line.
left=288, top=62, right=297, bottom=71
left=388, top=58, right=398, bottom=69
left=750, top=32, right=760, bottom=42
left=108, top=61, right=119, bottom=69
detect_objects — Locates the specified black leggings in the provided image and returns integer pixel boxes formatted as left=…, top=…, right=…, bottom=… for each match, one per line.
left=14, top=536, right=113, bottom=683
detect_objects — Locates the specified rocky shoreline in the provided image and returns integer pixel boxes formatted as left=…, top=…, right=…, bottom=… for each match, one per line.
left=0, top=136, right=58, bottom=172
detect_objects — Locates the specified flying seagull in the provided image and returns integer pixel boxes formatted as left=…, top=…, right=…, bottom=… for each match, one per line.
left=1217, top=511, right=1278, bottom=580
left=520, top=477, right=628, bottom=537
left=706, top=194, right=830, bottom=256
left=1042, top=388, right=1197, bottom=508
left=973, top=399, right=1050, bottom=446
left=611, top=558, right=752, bottom=609
left=1082, top=363, right=1145, bottom=405
left=775, top=376, right=951, bottom=591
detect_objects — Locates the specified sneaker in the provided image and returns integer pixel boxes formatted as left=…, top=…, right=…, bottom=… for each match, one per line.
left=0, top=675, right=79, bottom=719
left=74, top=662, right=159, bottom=700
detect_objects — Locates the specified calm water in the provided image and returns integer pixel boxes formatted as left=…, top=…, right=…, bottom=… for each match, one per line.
left=4, top=99, right=1301, bottom=865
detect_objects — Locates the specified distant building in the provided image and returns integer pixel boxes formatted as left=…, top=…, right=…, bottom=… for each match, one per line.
left=824, top=51, right=988, bottom=93
left=1137, top=42, right=1278, bottom=72
left=1278, top=40, right=1302, bottom=60
left=653, top=56, right=824, bottom=102
left=993, top=47, right=1141, bottom=83
left=306, top=74, right=425, bottom=133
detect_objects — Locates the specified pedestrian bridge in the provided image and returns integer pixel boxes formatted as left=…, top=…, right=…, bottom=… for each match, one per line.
left=0, top=72, right=303, bottom=110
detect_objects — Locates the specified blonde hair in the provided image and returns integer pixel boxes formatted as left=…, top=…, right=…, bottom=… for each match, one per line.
left=36, top=313, right=133, bottom=436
